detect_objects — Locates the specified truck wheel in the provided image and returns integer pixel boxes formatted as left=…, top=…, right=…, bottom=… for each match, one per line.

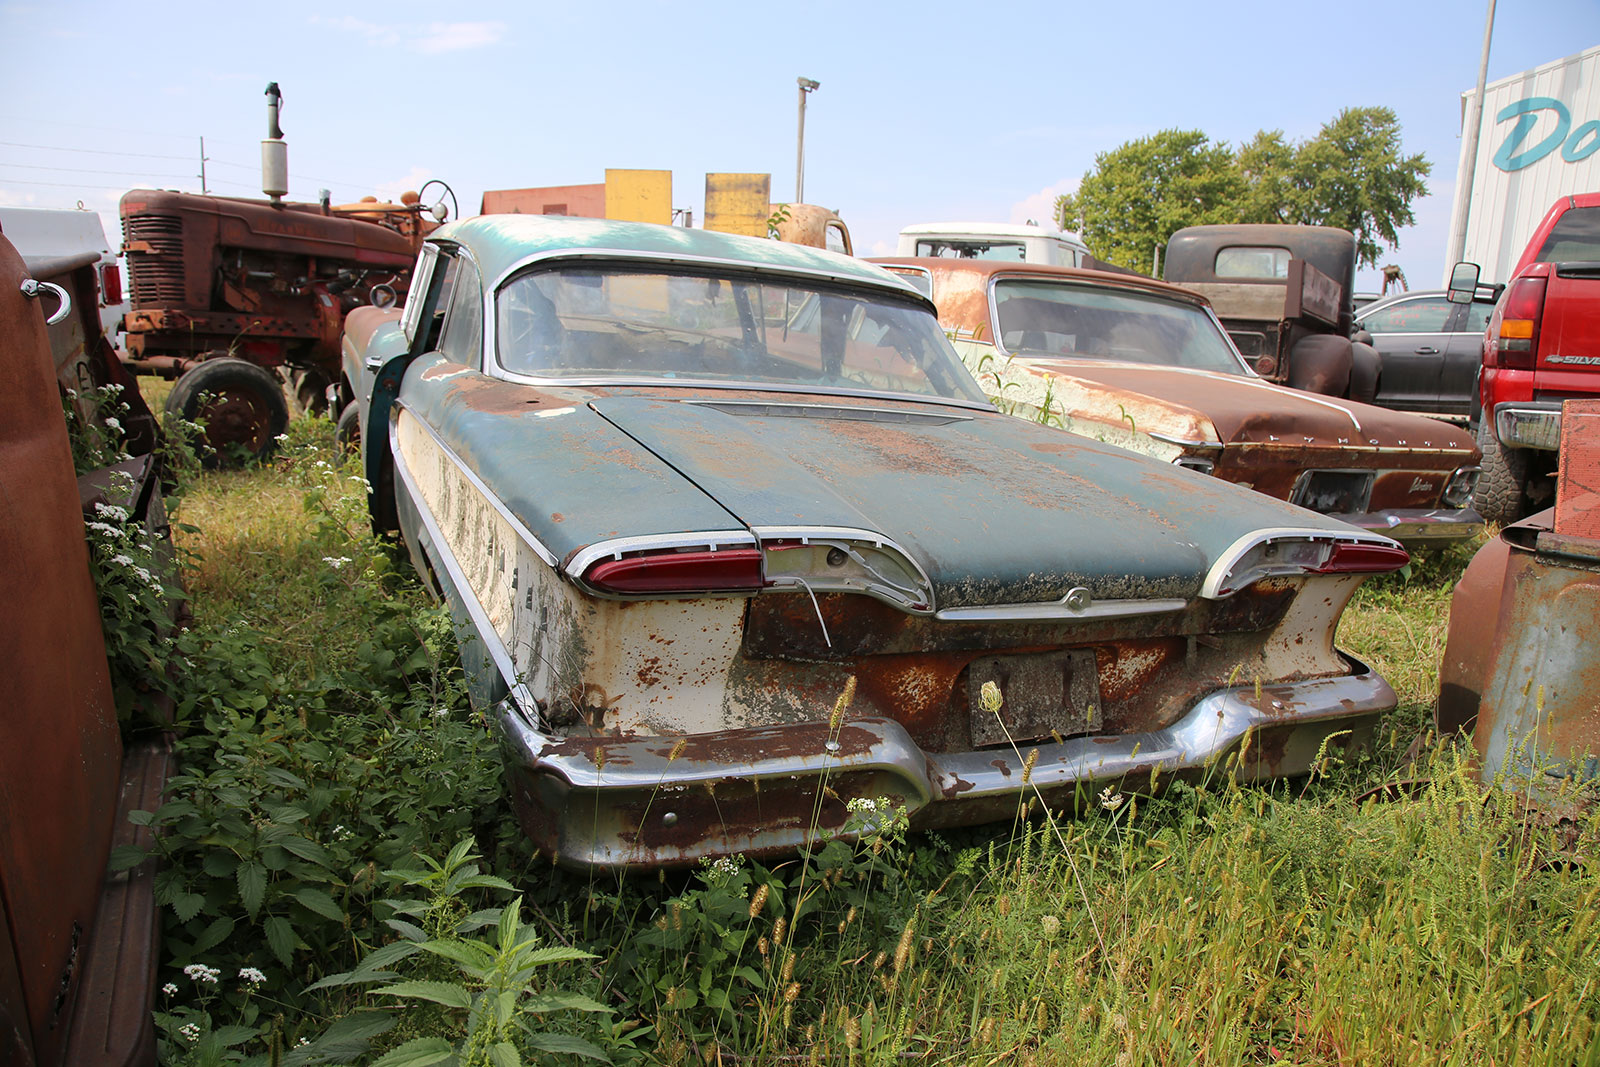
left=1286, top=334, right=1353, bottom=397
left=1474, top=414, right=1528, bottom=526
left=335, top=400, right=361, bottom=454
left=165, top=357, right=290, bottom=468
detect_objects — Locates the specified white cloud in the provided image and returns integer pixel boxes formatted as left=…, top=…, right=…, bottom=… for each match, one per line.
left=416, top=22, right=507, bottom=54
left=375, top=167, right=435, bottom=206
left=1009, top=178, right=1079, bottom=229
left=311, top=16, right=505, bottom=53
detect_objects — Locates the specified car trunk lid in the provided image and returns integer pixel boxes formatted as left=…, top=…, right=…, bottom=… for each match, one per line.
left=588, top=394, right=1354, bottom=610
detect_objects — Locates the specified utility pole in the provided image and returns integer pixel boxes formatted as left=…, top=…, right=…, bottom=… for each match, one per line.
left=1445, top=0, right=1497, bottom=275
left=795, top=77, right=819, bottom=203
left=199, top=136, right=209, bottom=194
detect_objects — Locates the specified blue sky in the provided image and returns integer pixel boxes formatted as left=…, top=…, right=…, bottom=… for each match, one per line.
left=2, top=0, right=1596, bottom=290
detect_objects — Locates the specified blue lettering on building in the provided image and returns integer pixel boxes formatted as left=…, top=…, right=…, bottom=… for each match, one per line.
left=1493, top=96, right=1600, bottom=171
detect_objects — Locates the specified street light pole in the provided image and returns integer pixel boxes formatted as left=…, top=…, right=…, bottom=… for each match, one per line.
left=796, top=77, right=819, bottom=203
left=1445, top=0, right=1497, bottom=276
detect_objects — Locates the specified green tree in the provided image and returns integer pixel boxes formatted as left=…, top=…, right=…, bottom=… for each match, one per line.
left=1056, top=107, right=1431, bottom=271
left=1056, top=129, right=1243, bottom=272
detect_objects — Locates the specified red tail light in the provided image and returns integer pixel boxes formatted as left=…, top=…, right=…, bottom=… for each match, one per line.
left=1491, top=276, right=1546, bottom=371
left=99, top=263, right=122, bottom=305
left=585, top=548, right=765, bottom=595
left=1313, top=542, right=1410, bottom=575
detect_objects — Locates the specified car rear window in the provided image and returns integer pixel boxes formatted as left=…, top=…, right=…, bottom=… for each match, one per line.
left=993, top=279, right=1249, bottom=375
left=495, top=267, right=986, bottom=404
left=1214, top=246, right=1291, bottom=279
left=915, top=239, right=1026, bottom=261
left=1533, top=206, right=1600, bottom=263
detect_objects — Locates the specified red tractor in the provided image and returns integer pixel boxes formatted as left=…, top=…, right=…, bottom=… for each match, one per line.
left=118, top=83, right=453, bottom=462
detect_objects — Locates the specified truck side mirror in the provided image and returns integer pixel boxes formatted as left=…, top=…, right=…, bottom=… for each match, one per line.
left=1446, top=262, right=1480, bottom=304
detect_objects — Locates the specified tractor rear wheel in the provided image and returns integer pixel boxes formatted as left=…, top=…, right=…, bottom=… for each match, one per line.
left=165, top=357, right=289, bottom=467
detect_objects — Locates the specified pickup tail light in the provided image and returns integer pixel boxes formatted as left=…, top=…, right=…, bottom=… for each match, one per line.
left=1202, top=531, right=1409, bottom=598
left=99, top=263, right=122, bottom=306
left=584, top=548, right=765, bottom=595
left=1491, top=276, right=1546, bottom=370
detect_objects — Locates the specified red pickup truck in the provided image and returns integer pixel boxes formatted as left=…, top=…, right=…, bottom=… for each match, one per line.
left=1468, top=192, right=1600, bottom=524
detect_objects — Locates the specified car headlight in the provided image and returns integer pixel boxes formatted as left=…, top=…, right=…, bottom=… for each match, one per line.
left=1442, top=466, right=1481, bottom=509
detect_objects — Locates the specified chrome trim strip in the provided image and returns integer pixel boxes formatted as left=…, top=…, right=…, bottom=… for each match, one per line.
left=1200, top=526, right=1402, bottom=600
left=1338, top=508, right=1484, bottom=545
left=683, top=398, right=974, bottom=425
left=1148, top=432, right=1224, bottom=450
left=392, top=401, right=560, bottom=567
left=935, top=597, right=1188, bottom=623
left=389, top=414, right=538, bottom=714
left=563, top=529, right=759, bottom=579
left=496, top=375, right=995, bottom=414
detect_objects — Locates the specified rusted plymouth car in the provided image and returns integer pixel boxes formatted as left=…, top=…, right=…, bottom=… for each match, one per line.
left=344, top=216, right=1410, bottom=869
left=875, top=258, right=1484, bottom=547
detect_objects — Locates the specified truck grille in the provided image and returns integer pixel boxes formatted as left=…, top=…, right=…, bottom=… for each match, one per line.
left=122, top=213, right=185, bottom=308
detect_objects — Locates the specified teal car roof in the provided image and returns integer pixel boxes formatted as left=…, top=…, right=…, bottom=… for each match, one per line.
left=432, top=214, right=923, bottom=298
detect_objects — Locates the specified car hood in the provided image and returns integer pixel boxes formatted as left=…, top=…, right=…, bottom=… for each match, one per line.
left=1008, top=359, right=1476, bottom=453
left=587, top=394, right=1353, bottom=609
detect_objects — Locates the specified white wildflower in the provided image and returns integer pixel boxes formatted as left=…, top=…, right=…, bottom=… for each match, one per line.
left=182, top=963, right=221, bottom=984
left=93, top=503, right=129, bottom=523
left=111, top=554, right=135, bottom=567
left=104, top=417, right=122, bottom=431
left=238, top=966, right=267, bottom=985
left=179, top=1023, right=201, bottom=1042
left=1040, top=914, right=1061, bottom=938
left=275, top=433, right=290, bottom=443
left=296, top=1037, right=311, bottom=1048
left=1098, top=786, right=1124, bottom=811
left=87, top=522, right=120, bottom=537
left=162, top=982, right=178, bottom=995
left=323, top=556, right=352, bottom=569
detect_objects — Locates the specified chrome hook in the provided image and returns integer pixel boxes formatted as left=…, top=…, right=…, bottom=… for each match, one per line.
left=20, top=278, right=71, bottom=326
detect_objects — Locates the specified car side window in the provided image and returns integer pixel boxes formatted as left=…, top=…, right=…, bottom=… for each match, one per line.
left=438, top=256, right=483, bottom=367
left=1358, top=297, right=1452, bottom=333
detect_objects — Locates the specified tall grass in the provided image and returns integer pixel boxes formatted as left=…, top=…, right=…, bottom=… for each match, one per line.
left=142, top=389, right=1594, bottom=1066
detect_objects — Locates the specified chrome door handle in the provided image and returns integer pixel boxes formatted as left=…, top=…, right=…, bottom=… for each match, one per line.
left=20, top=278, right=71, bottom=325
left=1413, top=346, right=1439, bottom=354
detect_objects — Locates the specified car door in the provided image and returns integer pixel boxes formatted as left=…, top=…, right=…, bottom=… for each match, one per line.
left=1359, top=294, right=1455, bottom=412
left=1440, top=298, right=1495, bottom=419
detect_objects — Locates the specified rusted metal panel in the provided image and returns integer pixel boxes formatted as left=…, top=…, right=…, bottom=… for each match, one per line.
left=1284, top=259, right=1341, bottom=327
left=774, top=204, right=852, bottom=253
left=603, top=169, right=672, bottom=225
left=1555, top=398, right=1600, bottom=539
left=703, top=173, right=771, bottom=237
left=0, top=234, right=123, bottom=1065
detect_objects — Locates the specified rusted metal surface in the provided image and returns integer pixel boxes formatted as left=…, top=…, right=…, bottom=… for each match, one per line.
left=1441, top=408, right=1600, bottom=783
left=353, top=218, right=1407, bottom=868
left=1555, top=399, right=1600, bottom=539
left=0, top=233, right=150, bottom=1066
left=773, top=204, right=852, bottom=254
left=703, top=173, right=772, bottom=238
left=879, top=256, right=1482, bottom=547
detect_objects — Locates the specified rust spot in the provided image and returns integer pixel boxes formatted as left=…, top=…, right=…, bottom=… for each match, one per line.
left=551, top=512, right=565, bottom=523
left=445, top=372, right=586, bottom=414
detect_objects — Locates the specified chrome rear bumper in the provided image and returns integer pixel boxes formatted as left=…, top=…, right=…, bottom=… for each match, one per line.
left=495, top=657, right=1395, bottom=869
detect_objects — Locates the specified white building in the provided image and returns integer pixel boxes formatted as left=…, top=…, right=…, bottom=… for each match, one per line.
left=1451, top=44, right=1600, bottom=284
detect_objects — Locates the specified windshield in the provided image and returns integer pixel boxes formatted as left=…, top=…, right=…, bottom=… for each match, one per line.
left=496, top=267, right=986, bottom=403
left=994, top=279, right=1248, bottom=375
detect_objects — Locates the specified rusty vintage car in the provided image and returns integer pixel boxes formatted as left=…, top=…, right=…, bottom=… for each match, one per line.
left=874, top=258, right=1485, bottom=548
left=343, top=215, right=1412, bottom=869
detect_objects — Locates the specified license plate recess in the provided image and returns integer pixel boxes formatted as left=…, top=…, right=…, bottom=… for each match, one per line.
left=968, top=649, right=1101, bottom=747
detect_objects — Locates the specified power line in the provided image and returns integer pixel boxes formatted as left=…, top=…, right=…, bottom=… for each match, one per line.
left=1, top=178, right=165, bottom=191
left=0, top=140, right=194, bottom=162
left=1, top=161, right=197, bottom=180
